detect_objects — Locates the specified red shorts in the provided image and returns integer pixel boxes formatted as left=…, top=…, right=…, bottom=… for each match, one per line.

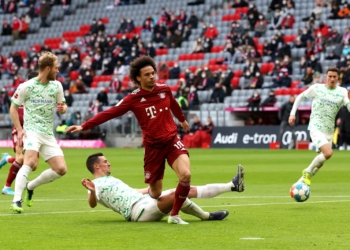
left=143, top=135, right=189, bottom=184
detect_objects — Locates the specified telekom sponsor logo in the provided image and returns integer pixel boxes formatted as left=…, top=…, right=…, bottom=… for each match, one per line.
left=0, top=140, right=106, bottom=148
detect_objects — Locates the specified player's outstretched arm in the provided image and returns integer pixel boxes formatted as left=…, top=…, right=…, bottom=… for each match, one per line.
left=289, top=93, right=304, bottom=126
left=82, top=178, right=97, bottom=208
left=65, top=125, right=83, bottom=133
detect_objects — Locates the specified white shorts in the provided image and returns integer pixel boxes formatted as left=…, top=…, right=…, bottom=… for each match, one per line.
left=129, top=195, right=166, bottom=222
left=310, top=130, right=333, bottom=152
left=24, top=131, right=64, bottom=161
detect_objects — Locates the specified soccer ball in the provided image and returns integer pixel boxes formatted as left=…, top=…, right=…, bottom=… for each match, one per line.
left=290, top=182, right=310, bottom=202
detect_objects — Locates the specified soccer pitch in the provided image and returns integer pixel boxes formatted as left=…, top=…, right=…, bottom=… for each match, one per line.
left=1, top=148, right=350, bottom=250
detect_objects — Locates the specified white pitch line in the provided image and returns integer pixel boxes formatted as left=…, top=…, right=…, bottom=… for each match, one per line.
left=1, top=199, right=350, bottom=217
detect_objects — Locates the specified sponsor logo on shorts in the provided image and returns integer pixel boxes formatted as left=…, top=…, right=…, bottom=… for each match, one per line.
left=145, top=171, right=151, bottom=179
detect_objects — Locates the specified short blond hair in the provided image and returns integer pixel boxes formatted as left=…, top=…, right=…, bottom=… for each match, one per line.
left=38, top=52, right=58, bottom=71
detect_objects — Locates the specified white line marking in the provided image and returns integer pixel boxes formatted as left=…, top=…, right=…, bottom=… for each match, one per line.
left=1, top=200, right=350, bottom=217
left=240, top=238, right=265, bottom=240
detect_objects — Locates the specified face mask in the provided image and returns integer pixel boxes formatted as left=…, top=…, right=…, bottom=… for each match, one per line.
left=272, top=40, right=276, bottom=44
left=256, top=73, right=260, bottom=77
left=246, top=72, right=250, bottom=77
left=279, top=73, right=283, bottom=77
left=259, top=16, right=263, bottom=19
left=201, top=74, right=206, bottom=78
left=253, top=93, right=258, bottom=97
left=317, top=33, right=322, bottom=37
left=190, top=87, right=195, bottom=92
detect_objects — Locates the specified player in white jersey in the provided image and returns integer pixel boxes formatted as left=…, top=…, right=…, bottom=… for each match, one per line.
left=9, top=52, right=68, bottom=213
left=82, top=152, right=246, bottom=222
left=289, top=67, right=350, bottom=185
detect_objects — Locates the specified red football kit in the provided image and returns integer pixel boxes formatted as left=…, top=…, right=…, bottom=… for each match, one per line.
left=11, top=106, right=24, bottom=152
left=82, top=84, right=189, bottom=183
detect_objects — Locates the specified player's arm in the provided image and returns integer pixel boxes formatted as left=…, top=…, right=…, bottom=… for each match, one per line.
left=82, top=178, right=97, bottom=208
left=289, top=85, right=315, bottom=125
left=10, top=103, right=22, bottom=131
left=134, top=188, right=149, bottom=195
left=66, top=97, right=131, bottom=133
left=169, top=90, right=190, bottom=131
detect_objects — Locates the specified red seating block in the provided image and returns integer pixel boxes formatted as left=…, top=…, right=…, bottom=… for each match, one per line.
left=284, top=35, right=297, bottom=43
left=234, top=70, right=243, bottom=77
left=235, top=7, right=248, bottom=14
left=80, top=24, right=91, bottom=35
left=291, top=81, right=300, bottom=88
left=100, top=18, right=109, bottom=24
left=210, top=46, right=224, bottom=53
left=222, top=13, right=241, bottom=21
left=156, top=48, right=168, bottom=56
left=260, top=63, right=275, bottom=75
left=230, top=77, right=240, bottom=88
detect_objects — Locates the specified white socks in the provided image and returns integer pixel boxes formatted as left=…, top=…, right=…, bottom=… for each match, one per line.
left=305, top=153, right=326, bottom=175
left=180, top=198, right=209, bottom=220
left=13, top=165, right=32, bottom=202
left=196, top=183, right=233, bottom=198
left=27, top=169, right=62, bottom=190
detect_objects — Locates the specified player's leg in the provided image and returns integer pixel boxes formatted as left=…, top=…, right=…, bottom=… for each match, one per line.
left=168, top=153, right=191, bottom=224
left=298, top=130, right=333, bottom=185
left=0, top=152, right=13, bottom=168
left=2, top=145, right=24, bottom=195
left=25, top=136, right=66, bottom=207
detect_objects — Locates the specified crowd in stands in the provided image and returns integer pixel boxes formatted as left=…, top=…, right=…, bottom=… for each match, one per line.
left=0, top=0, right=350, bottom=132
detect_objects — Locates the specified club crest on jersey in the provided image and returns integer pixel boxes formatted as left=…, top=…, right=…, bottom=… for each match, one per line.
left=145, top=171, right=151, bottom=179
left=158, top=92, right=166, bottom=99
left=14, top=93, right=18, bottom=99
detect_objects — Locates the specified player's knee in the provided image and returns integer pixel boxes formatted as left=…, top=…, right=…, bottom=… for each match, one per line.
left=179, top=171, right=191, bottom=182
left=150, top=189, right=162, bottom=199
left=55, top=166, right=67, bottom=176
left=323, top=150, right=333, bottom=159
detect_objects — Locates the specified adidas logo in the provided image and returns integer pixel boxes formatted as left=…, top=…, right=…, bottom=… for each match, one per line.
left=140, top=97, right=146, bottom=102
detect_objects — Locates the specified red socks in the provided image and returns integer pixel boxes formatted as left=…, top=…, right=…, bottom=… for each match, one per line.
left=170, top=181, right=190, bottom=216
left=5, top=161, right=21, bottom=187
left=7, top=156, right=15, bottom=164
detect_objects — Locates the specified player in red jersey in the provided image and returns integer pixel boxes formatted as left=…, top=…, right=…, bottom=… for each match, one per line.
left=0, top=71, right=39, bottom=195
left=67, top=56, right=194, bottom=224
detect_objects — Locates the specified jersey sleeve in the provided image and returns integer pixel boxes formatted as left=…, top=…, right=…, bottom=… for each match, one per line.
left=81, top=95, right=132, bottom=130
left=343, top=88, right=350, bottom=110
left=302, top=84, right=317, bottom=99
left=56, top=81, right=66, bottom=103
left=169, top=89, right=186, bottom=123
left=11, top=83, right=27, bottom=107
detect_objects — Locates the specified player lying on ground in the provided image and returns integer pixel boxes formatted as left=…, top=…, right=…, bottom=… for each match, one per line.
left=82, top=152, right=245, bottom=223
left=289, top=67, right=350, bottom=185
left=0, top=71, right=39, bottom=195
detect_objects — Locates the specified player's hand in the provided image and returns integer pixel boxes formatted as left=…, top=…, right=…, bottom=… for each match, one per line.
left=288, top=115, right=296, bottom=126
left=17, top=129, right=26, bottom=148
left=81, top=178, right=95, bottom=192
left=57, top=102, right=67, bottom=114
left=65, top=125, right=83, bottom=133
left=180, top=120, right=190, bottom=132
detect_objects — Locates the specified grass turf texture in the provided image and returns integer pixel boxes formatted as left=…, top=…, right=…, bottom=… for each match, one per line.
left=1, top=148, right=350, bottom=250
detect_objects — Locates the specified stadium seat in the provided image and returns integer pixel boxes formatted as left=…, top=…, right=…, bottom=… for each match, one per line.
left=230, top=77, right=240, bottom=88
left=69, top=71, right=79, bottom=80
left=222, top=13, right=241, bottom=21
left=260, top=63, right=274, bottom=75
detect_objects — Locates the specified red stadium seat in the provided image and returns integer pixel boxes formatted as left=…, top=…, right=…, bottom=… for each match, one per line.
left=290, top=88, right=299, bottom=95
left=91, top=82, right=98, bottom=88
left=156, top=49, right=168, bottom=56
left=230, top=77, right=240, bottom=88
left=222, top=13, right=241, bottom=21
left=100, top=18, right=109, bottom=24
left=80, top=25, right=91, bottom=35
left=274, top=88, right=283, bottom=95
left=235, top=7, right=248, bottom=14
left=284, top=35, right=297, bottom=44
left=282, top=88, right=291, bottom=95
left=291, top=81, right=300, bottom=88
left=234, top=70, right=243, bottom=77
left=260, top=63, right=274, bottom=75
left=210, top=46, right=224, bottom=53
left=69, top=71, right=79, bottom=80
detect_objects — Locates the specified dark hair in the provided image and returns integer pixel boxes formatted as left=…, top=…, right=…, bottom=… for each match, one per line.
left=326, top=67, right=340, bottom=75
left=86, top=152, right=104, bottom=174
left=27, top=70, right=38, bottom=80
left=129, top=55, right=157, bottom=85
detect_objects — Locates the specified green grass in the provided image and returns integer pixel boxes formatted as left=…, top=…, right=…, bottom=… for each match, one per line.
left=1, top=148, right=350, bottom=250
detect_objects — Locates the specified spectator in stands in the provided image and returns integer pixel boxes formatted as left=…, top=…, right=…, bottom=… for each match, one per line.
left=297, top=66, right=313, bottom=88
left=5, top=0, right=17, bottom=13
left=300, top=27, right=313, bottom=47
left=40, top=0, right=50, bottom=27
left=325, top=28, right=343, bottom=46
left=269, top=9, right=283, bottom=30
left=249, top=71, right=264, bottom=89
left=267, top=69, right=292, bottom=88
left=247, top=90, right=261, bottom=108
left=181, top=24, right=191, bottom=42
left=64, top=89, right=74, bottom=107
left=79, top=116, right=105, bottom=140
left=261, top=90, right=277, bottom=107
left=188, top=84, right=199, bottom=109
left=177, top=88, right=189, bottom=118
left=220, top=69, right=234, bottom=96
left=70, top=79, right=87, bottom=94
left=280, top=13, right=295, bottom=29
left=1, top=20, right=12, bottom=36
left=11, top=15, right=21, bottom=45
left=342, top=41, right=350, bottom=56
left=210, top=83, right=225, bottom=103
left=96, top=87, right=108, bottom=106
left=142, top=15, right=154, bottom=32
left=232, top=0, right=249, bottom=8
left=19, top=15, right=28, bottom=39
left=204, top=22, right=219, bottom=40
left=192, top=37, right=205, bottom=53
left=230, top=21, right=245, bottom=37
left=278, top=95, right=297, bottom=149
left=203, top=37, right=213, bottom=53
left=169, top=63, right=181, bottom=79
left=0, top=88, right=10, bottom=114
left=329, top=1, right=340, bottom=19
left=89, top=100, right=103, bottom=116
left=313, top=32, right=325, bottom=61
left=338, top=2, right=350, bottom=18
left=187, top=11, right=198, bottom=29
left=82, top=70, right=93, bottom=88
left=243, top=58, right=260, bottom=76
left=254, top=15, right=267, bottom=37
left=109, top=74, right=122, bottom=93
left=152, top=32, right=165, bottom=43
left=309, top=54, right=323, bottom=73
left=269, top=0, right=282, bottom=11
left=189, top=115, right=202, bottom=135
left=223, top=39, right=236, bottom=64
left=157, top=62, right=169, bottom=80
left=203, top=117, right=214, bottom=135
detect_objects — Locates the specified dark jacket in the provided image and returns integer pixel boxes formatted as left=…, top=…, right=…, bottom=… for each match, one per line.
left=279, top=101, right=298, bottom=122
